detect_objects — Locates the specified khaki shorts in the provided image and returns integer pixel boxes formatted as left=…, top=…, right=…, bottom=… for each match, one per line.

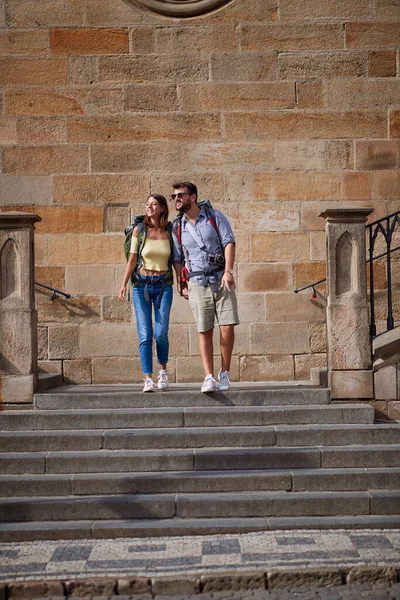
left=188, top=280, right=240, bottom=333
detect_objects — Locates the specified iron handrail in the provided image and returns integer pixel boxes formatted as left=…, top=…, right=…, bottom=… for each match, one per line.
left=35, top=281, right=71, bottom=300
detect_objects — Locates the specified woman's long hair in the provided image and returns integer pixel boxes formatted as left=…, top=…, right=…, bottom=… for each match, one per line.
left=144, top=194, right=169, bottom=230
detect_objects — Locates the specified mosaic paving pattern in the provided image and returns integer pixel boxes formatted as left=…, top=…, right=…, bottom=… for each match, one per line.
left=0, top=529, right=400, bottom=582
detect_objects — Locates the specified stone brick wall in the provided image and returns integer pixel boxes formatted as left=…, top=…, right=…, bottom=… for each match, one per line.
left=0, top=0, right=399, bottom=384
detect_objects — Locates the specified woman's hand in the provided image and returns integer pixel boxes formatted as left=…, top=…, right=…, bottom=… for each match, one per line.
left=118, top=285, right=126, bottom=301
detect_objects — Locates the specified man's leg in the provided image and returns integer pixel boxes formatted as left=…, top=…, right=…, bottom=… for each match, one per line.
left=220, top=324, right=234, bottom=372
left=198, top=328, right=214, bottom=376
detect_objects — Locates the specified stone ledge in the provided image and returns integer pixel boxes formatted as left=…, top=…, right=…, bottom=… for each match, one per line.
left=3, top=565, right=400, bottom=598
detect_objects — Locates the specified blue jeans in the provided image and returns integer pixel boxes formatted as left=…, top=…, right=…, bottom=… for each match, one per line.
left=132, top=275, right=173, bottom=376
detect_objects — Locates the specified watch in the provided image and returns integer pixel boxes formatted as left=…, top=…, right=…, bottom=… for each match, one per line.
left=225, top=269, right=234, bottom=275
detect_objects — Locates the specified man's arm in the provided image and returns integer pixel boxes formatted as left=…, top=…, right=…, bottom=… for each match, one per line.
left=221, top=242, right=235, bottom=291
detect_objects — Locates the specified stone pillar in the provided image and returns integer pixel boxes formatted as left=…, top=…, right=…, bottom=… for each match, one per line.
left=0, top=212, right=42, bottom=405
left=320, top=208, right=374, bottom=399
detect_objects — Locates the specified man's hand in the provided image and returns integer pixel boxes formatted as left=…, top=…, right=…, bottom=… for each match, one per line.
left=178, top=282, right=189, bottom=299
left=221, top=271, right=235, bottom=292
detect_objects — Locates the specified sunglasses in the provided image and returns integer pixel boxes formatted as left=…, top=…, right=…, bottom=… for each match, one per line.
left=171, top=192, right=190, bottom=200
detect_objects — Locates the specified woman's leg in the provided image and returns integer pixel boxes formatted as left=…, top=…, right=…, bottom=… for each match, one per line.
left=132, top=285, right=153, bottom=376
left=153, top=284, right=173, bottom=367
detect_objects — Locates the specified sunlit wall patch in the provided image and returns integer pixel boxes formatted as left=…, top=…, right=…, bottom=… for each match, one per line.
left=126, top=0, right=234, bottom=18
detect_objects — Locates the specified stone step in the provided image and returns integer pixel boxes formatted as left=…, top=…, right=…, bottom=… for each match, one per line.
left=1, top=424, right=399, bottom=452
left=1, top=490, right=399, bottom=522
left=33, top=384, right=331, bottom=410
left=1, top=444, right=400, bottom=475
left=1, top=467, right=400, bottom=497
left=2, top=514, right=400, bottom=543
left=0, top=404, right=374, bottom=430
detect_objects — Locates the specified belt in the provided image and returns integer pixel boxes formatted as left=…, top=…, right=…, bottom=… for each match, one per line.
left=137, top=274, right=168, bottom=308
left=186, top=267, right=224, bottom=279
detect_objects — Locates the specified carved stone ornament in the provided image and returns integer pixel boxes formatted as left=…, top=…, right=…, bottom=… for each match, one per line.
left=127, top=0, right=233, bottom=18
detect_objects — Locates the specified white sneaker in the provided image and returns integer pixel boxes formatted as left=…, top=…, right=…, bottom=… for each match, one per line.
left=143, top=377, right=155, bottom=392
left=218, top=369, right=231, bottom=391
left=157, top=369, right=169, bottom=390
left=201, top=374, right=217, bottom=393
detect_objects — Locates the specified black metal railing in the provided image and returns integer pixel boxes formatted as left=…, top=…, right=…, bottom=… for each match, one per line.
left=35, top=281, right=70, bottom=300
left=368, top=209, right=400, bottom=337
left=294, top=209, right=400, bottom=338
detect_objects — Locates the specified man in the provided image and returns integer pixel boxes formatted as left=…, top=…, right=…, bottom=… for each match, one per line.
left=171, top=181, right=239, bottom=392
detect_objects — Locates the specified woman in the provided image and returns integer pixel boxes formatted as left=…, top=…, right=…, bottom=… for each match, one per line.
left=118, top=194, right=173, bottom=392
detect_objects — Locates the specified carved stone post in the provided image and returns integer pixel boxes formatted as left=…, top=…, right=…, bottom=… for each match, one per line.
left=0, top=212, right=41, bottom=405
left=320, top=208, right=374, bottom=399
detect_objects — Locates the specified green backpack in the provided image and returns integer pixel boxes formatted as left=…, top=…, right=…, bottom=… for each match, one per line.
left=124, top=217, right=174, bottom=286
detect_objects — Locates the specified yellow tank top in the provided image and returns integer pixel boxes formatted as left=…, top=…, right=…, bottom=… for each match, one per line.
left=130, top=237, right=170, bottom=272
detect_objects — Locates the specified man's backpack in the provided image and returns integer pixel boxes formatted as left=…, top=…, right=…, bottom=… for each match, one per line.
left=124, top=216, right=174, bottom=286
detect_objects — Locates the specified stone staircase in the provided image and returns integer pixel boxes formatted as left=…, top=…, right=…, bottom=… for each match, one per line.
left=1, top=382, right=400, bottom=542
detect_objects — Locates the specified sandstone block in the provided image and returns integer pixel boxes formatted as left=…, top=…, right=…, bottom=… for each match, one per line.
left=3, top=145, right=88, bottom=175
left=356, top=141, right=399, bottom=171
left=347, top=566, right=397, bottom=586
left=53, top=174, right=150, bottom=205
left=38, top=360, right=62, bottom=374
left=117, top=578, right=151, bottom=596
left=275, top=141, right=352, bottom=171
left=0, top=374, right=35, bottom=404
left=201, top=571, right=264, bottom=592
left=0, top=176, right=52, bottom=206
left=225, top=111, right=386, bottom=141
left=251, top=232, right=309, bottom=261
left=8, top=87, right=124, bottom=116
left=236, top=293, right=266, bottom=322
left=240, top=354, right=294, bottom=381
left=169, top=293, right=195, bottom=325
left=67, top=113, right=222, bottom=143
left=268, top=568, right=342, bottom=590
left=211, top=51, right=277, bottom=81
left=49, top=234, right=122, bottom=265
left=65, top=578, right=116, bottom=598
left=50, top=28, right=128, bottom=54
left=102, top=295, right=132, bottom=323
left=368, top=50, right=396, bottom=77
left=79, top=323, right=139, bottom=357
left=279, top=0, right=373, bottom=21
left=69, top=56, right=97, bottom=85
left=7, top=580, right=64, bottom=598
left=99, top=55, right=209, bottom=84
left=241, top=23, right=343, bottom=50
left=156, top=24, right=238, bottom=53
left=330, top=370, right=374, bottom=399
left=35, top=266, right=65, bottom=290
left=255, top=172, right=340, bottom=202
left=48, top=325, right=79, bottom=359
left=224, top=173, right=253, bottom=206
left=250, top=322, right=310, bottom=354
left=295, top=81, right=323, bottom=109
left=388, top=400, right=400, bottom=420
left=125, top=84, right=178, bottom=112
left=37, top=295, right=100, bottom=324
left=169, top=324, right=190, bottom=357
left=35, top=206, right=104, bottom=234
left=92, top=357, right=142, bottom=383
left=16, top=117, right=66, bottom=145
left=310, top=232, right=326, bottom=261
left=34, top=235, right=48, bottom=266
left=372, top=171, right=400, bottom=199
left=66, top=265, right=116, bottom=295
left=265, top=292, right=326, bottom=322
left=85, top=0, right=158, bottom=26
left=37, top=326, right=48, bottom=361
left=204, top=0, right=278, bottom=23
left=130, top=26, right=155, bottom=53
left=105, top=205, right=130, bottom=233
left=6, top=0, right=84, bottom=27
left=295, top=352, right=326, bottom=380
left=181, top=82, right=295, bottom=111
left=234, top=232, right=250, bottom=263
left=279, top=51, right=366, bottom=79
left=390, top=110, right=400, bottom=138
left=190, top=143, right=274, bottom=172
left=238, top=263, right=292, bottom=292
left=295, top=262, right=326, bottom=291
left=229, top=201, right=300, bottom=232
left=90, top=143, right=190, bottom=173
left=374, top=365, right=397, bottom=400
left=0, top=117, right=17, bottom=145
left=63, top=358, right=92, bottom=384
left=151, top=173, right=223, bottom=205
left=326, top=80, right=400, bottom=110
left=346, top=22, right=400, bottom=48
left=376, top=0, right=400, bottom=19
left=309, top=322, right=327, bottom=353
left=0, top=57, right=67, bottom=85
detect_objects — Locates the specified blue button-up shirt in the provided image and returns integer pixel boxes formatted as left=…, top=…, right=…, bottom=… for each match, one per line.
left=172, top=207, right=235, bottom=289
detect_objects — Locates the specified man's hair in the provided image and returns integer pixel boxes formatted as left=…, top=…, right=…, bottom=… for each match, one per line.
left=172, top=181, right=198, bottom=201
left=144, top=194, right=169, bottom=230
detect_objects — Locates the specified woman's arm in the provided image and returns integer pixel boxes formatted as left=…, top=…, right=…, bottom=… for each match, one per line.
left=118, top=227, right=138, bottom=301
